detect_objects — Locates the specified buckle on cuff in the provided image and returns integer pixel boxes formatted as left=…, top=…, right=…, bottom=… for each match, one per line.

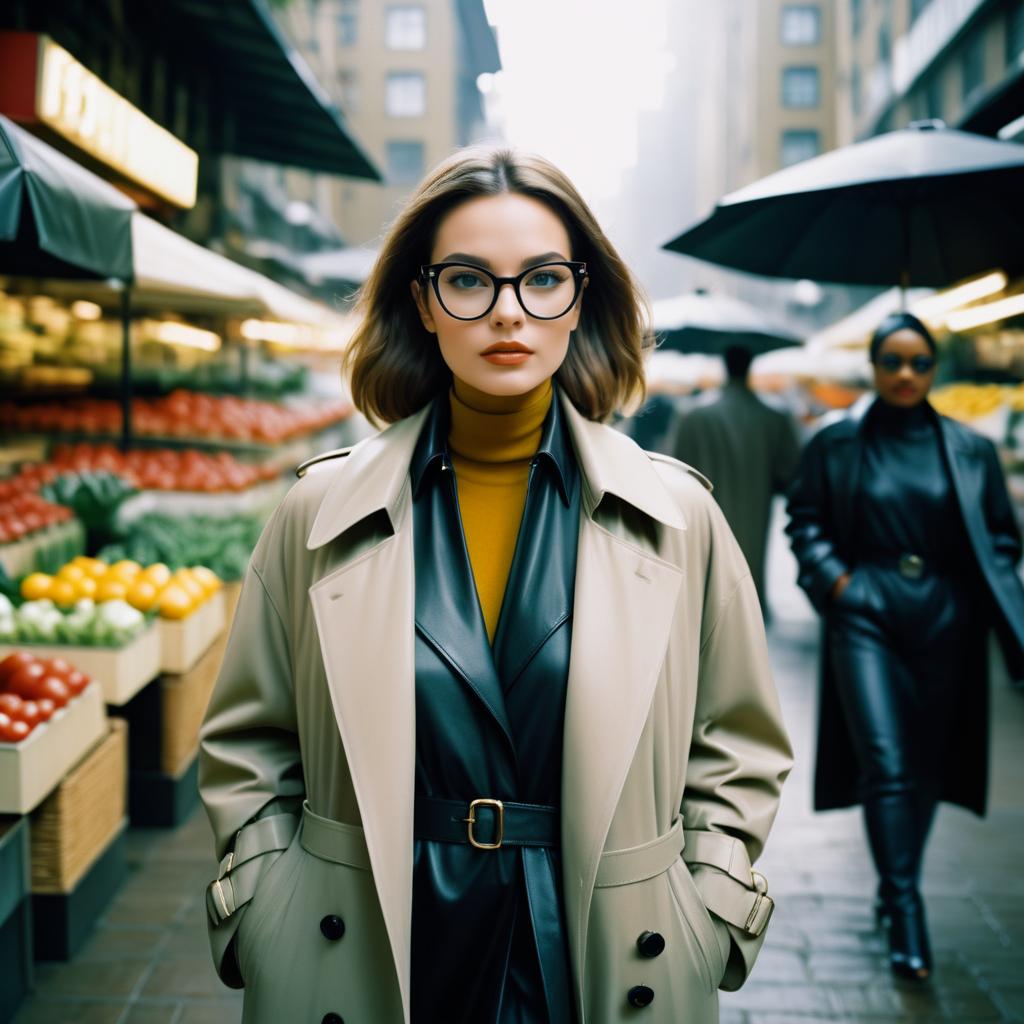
left=207, top=850, right=235, bottom=925
left=462, top=798, right=504, bottom=850
left=744, top=871, right=773, bottom=936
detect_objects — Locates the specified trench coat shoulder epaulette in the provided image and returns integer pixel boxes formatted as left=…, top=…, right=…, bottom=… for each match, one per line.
left=296, top=446, right=355, bottom=478
left=645, top=450, right=713, bottom=493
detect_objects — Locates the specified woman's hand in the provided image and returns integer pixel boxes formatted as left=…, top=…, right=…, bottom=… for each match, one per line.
left=830, top=573, right=852, bottom=602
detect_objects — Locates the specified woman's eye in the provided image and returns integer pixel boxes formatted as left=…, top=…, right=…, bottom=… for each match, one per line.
left=448, top=272, right=487, bottom=289
left=524, top=269, right=564, bottom=288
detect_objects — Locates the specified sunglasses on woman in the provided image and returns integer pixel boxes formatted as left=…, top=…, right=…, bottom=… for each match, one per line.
left=875, top=353, right=935, bottom=374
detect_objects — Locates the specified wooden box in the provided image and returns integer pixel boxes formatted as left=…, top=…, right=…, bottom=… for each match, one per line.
left=0, top=624, right=161, bottom=706
left=158, top=590, right=226, bottom=674
left=160, top=630, right=227, bottom=776
left=30, top=719, right=127, bottom=895
left=0, top=682, right=106, bottom=814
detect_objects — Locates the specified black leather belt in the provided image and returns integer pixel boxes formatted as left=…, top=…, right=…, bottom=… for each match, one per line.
left=414, top=796, right=559, bottom=851
left=861, top=553, right=931, bottom=580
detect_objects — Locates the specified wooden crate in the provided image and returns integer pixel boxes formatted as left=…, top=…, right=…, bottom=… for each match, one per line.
left=30, top=719, right=127, bottom=894
left=0, top=682, right=107, bottom=815
left=158, top=589, right=226, bottom=674
left=0, top=624, right=161, bottom=706
left=160, top=632, right=227, bottom=777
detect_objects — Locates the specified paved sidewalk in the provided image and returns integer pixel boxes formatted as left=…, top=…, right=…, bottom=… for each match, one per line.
left=13, top=511, right=1024, bottom=1022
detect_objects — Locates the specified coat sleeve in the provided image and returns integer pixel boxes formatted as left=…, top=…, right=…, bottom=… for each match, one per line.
left=198, top=506, right=306, bottom=987
left=681, top=498, right=793, bottom=991
left=980, top=437, right=1023, bottom=569
left=785, top=429, right=848, bottom=611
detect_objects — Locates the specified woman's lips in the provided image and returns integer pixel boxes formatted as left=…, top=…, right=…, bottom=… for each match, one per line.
left=482, top=351, right=531, bottom=365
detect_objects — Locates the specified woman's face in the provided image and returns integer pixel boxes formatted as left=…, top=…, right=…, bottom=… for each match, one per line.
left=872, top=328, right=936, bottom=409
left=412, top=193, right=584, bottom=397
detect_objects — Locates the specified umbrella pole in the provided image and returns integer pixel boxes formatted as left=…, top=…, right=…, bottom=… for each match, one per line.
left=120, top=284, right=133, bottom=452
left=900, top=268, right=910, bottom=310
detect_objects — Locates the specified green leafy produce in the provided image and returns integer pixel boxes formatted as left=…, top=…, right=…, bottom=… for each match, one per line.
left=10, top=597, right=146, bottom=648
left=99, top=512, right=262, bottom=581
left=41, top=472, right=138, bottom=551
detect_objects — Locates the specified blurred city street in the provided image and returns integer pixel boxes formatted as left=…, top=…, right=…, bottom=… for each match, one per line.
left=6, top=505, right=1023, bottom=1024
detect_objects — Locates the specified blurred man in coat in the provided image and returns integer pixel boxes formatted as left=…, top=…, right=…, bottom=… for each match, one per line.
left=671, top=345, right=801, bottom=612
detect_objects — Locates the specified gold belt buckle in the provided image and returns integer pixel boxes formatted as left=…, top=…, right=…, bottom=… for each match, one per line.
left=463, top=798, right=504, bottom=850
left=899, top=554, right=924, bottom=579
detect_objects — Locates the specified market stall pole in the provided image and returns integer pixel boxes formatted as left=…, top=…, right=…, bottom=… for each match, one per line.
left=120, top=284, right=132, bottom=451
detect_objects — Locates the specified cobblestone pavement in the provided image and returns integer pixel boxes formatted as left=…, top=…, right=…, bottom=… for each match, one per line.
left=13, top=508, right=1024, bottom=1022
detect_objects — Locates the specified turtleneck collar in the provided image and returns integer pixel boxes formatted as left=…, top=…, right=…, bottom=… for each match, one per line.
left=448, top=378, right=552, bottom=464
left=869, top=396, right=936, bottom=438
left=410, top=379, right=576, bottom=505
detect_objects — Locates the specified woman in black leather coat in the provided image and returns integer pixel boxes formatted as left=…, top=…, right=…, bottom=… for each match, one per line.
left=786, top=312, right=1024, bottom=981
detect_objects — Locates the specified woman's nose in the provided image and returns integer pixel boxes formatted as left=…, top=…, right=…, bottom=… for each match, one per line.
left=490, top=282, right=525, bottom=325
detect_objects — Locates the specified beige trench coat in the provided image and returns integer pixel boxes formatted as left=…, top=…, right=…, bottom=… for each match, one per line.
left=198, top=392, right=793, bottom=1024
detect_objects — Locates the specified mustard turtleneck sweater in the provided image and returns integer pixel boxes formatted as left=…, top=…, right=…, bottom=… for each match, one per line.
left=448, top=378, right=552, bottom=643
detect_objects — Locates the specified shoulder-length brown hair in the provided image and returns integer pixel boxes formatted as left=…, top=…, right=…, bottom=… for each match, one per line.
left=343, top=146, right=650, bottom=424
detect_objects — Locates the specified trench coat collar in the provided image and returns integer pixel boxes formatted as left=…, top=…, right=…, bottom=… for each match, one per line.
left=306, top=389, right=686, bottom=549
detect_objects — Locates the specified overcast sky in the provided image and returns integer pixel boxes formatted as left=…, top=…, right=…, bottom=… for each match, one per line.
left=482, top=0, right=674, bottom=207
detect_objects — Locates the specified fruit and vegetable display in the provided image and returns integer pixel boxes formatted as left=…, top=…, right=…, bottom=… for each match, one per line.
left=0, top=390, right=350, bottom=443
left=930, top=382, right=1024, bottom=422
left=20, top=557, right=222, bottom=619
left=0, top=650, right=93, bottom=742
left=0, top=490, right=74, bottom=544
left=0, top=595, right=146, bottom=646
left=98, top=513, right=261, bottom=581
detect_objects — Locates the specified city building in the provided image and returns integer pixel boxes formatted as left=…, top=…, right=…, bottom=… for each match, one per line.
left=836, top=0, right=1024, bottom=142
left=277, top=0, right=500, bottom=250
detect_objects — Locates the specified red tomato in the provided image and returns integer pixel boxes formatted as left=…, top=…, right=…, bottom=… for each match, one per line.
left=6, top=662, right=45, bottom=698
left=0, top=712, right=30, bottom=743
left=0, top=693, right=24, bottom=717
left=35, top=676, right=71, bottom=707
left=35, top=698, right=56, bottom=722
left=0, top=652, right=35, bottom=686
left=16, top=700, right=41, bottom=728
left=41, top=657, right=73, bottom=682
left=63, top=670, right=90, bottom=695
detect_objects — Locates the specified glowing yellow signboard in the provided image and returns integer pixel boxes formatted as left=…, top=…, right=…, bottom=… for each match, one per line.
left=36, top=37, right=198, bottom=208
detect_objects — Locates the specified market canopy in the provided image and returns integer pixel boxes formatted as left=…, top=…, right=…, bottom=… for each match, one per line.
left=0, top=114, right=135, bottom=280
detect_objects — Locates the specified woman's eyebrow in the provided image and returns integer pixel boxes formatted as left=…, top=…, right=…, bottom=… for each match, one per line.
left=436, top=251, right=569, bottom=270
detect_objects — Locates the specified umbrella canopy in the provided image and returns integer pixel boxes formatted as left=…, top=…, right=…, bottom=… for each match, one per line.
left=0, top=115, right=135, bottom=280
left=651, top=290, right=802, bottom=355
left=664, top=122, right=1024, bottom=288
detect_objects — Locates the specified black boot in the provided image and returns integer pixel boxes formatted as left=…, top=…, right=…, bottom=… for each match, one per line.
left=863, top=792, right=932, bottom=981
left=873, top=793, right=937, bottom=932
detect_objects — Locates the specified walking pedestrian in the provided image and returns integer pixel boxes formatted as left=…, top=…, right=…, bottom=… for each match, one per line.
left=198, top=146, right=792, bottom=1024
left=671, top=345, right=801, bottom=611
left=786, top=312, right=1024, bottom=981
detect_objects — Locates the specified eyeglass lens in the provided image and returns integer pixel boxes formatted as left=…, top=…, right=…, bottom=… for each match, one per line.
left=434, top=264, right=579, bottom=320
left=878, top=353, right=935, bottom=374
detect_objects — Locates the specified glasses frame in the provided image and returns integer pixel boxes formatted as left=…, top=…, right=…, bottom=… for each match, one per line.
left=419, top=260, right=588, bottom=321
left=875, top=353, right=936, bottom=375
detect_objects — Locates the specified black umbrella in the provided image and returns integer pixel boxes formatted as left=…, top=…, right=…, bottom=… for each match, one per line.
left=664, top=121, right=1024, bottom=289
left=652, top=290, right=801, bottom=355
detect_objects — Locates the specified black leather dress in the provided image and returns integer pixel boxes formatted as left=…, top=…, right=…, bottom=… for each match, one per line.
left=407, top=392, right=580, bottom=1024
left=828, top=401, right=981, bottom=803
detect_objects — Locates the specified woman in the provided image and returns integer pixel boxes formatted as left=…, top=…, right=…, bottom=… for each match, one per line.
left=786, top=312, right=1024, bottom=981
left=199, top=147, right=792, bottom=1024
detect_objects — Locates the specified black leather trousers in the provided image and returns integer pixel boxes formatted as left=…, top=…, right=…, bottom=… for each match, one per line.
left=827, top=564, right=975, bottom=907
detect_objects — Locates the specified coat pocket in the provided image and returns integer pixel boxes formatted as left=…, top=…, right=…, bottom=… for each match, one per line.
left=666, top=859, right=729, bottom=992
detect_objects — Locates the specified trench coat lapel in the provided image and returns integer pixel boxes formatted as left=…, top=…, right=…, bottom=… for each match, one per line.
left=557, top=396, right=686, bottom=1001
left=306, top=407, right=429, bottom=1024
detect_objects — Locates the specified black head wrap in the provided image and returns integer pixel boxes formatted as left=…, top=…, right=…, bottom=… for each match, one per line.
left=869, top=312, right=936, bottom=363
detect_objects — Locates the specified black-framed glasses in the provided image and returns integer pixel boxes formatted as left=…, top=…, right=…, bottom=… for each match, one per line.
left=875, top=353, right=936, bottom=374
left=419, top=261, right=588, bottom=321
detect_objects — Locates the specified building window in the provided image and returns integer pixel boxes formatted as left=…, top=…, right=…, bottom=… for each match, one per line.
left=781, top=6, right=821, bottom=45
left=925, top=73, right=943, bottom=119
left=386, top=72, right=426, bottom=116
left=962, top=32, right=984, bottom=103
left=337, top=69, right=359, bottom=114
left=782, top=66, right=820, bottom=107
left=878, top=21, right=891, bottom=64
left=851, top=63, right=862, bottom=117
left=338, top=0, right=358, bottom=46
left=386, top=6, right=426, bottom=49
left=781, top=130, right=820, bottom=167
left=1008, top=4, right=1024, bottom=66
left=387, top=140, right=426, bottom=184
left=910, top=0, right=932, bottom=22
left=851, top=0, right=863, bottom=37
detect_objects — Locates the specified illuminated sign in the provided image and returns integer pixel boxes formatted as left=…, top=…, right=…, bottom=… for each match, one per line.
left=34, top=37, right=198, bottom=208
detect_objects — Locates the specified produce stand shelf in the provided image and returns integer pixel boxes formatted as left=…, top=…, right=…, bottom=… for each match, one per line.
left=32, top=822, right=127, bottom=961
left=161, top=632, right=226, bottom=776
left=159, top=590, right=226, bottom=674
left=0, top=519, right=86, bottom=578
left=0, top=439, right=47, bottom=477
left=127, top=757, right=199, bottom=828
left=30, top=720, right=128, bottom=895
left=0, top=682, right=106, bottom=815
left=119, top=478, right=288, bottom=525
left=0, top=816, right=32, bottom=1022
left=0, top=625, right=160, bottom=706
